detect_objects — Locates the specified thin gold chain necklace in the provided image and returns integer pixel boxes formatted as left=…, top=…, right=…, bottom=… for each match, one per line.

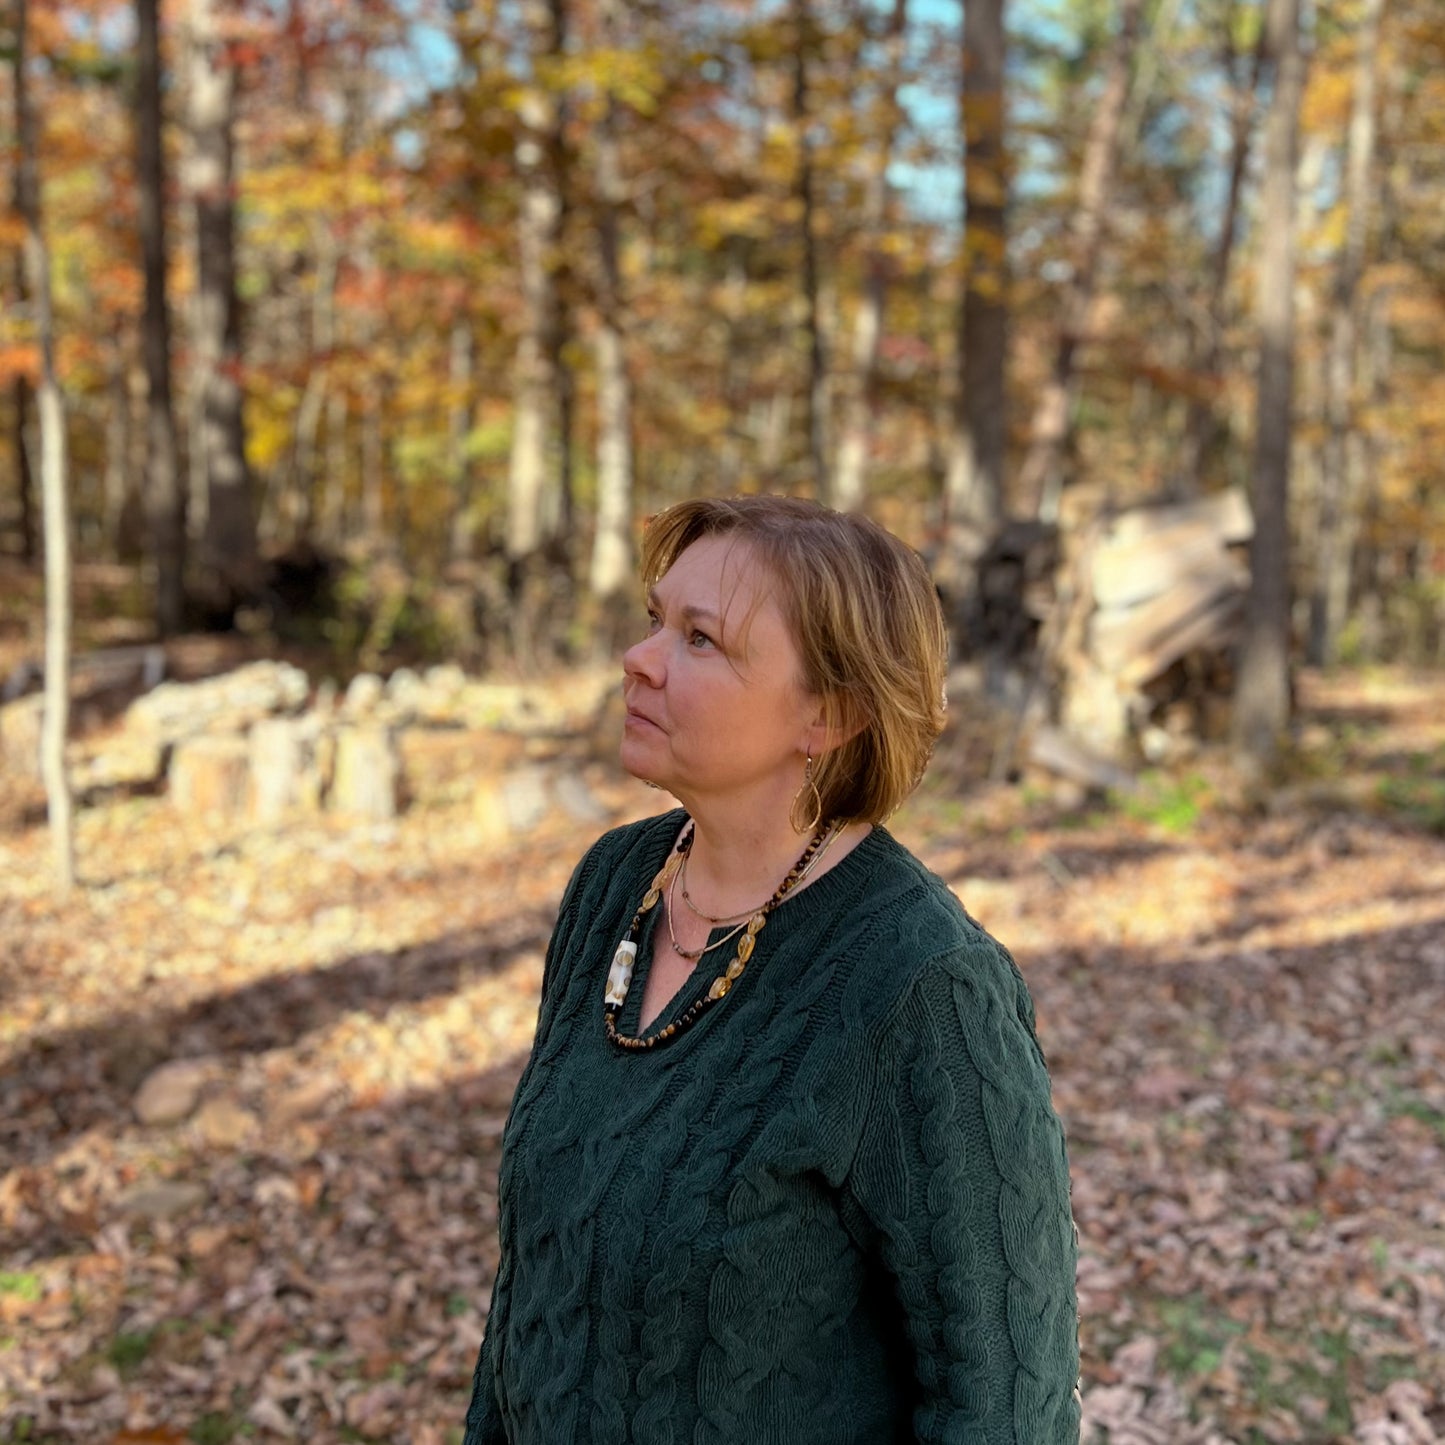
left=668, top=821, right=843, bottom=960
left=666, top=864, right=753, bottom=961
left=678, top=853, right=756, bottom=926
left=604, top=819, right=834, bottom=1051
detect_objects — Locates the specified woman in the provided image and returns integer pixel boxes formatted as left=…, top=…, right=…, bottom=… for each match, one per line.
left=464, top=496, right=1080, bottom=1445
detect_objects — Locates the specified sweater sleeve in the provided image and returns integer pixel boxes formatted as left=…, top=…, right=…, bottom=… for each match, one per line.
left=462, top=1316, right=505, bottom=1445
left=460, top=835, right=604, bottom=1445
left=528, top=838, right=600, bottom=1053
left=843, top=937, right=1080, bottom=1445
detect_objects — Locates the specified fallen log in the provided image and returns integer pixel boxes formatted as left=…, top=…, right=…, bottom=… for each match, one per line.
left=1028, top=725, right=1139, bottom=794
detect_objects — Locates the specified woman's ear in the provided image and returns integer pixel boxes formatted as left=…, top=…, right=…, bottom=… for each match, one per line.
left=805, top=691, right=869, bottom=757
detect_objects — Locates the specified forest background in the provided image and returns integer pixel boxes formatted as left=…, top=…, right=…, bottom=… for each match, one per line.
left=3, top=0, right=1445, bottom=1440
left=4, top=0, right=1442, bottom=683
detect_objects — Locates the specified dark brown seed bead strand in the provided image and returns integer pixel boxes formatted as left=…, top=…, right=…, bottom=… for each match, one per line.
left=604, top=819, right=833, bottom=1051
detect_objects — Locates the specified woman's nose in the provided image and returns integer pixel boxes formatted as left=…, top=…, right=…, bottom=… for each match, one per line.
left=623, top=631, right=665, bottom=686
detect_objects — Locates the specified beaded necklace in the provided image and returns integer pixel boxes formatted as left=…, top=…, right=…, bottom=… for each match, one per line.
left=665, top=863, right=753, bottom=961
left=604, top=820, right=834, bottom=1051
left=676, top=819, right=842, bottom=929
left=666, top=819, right=842, bottom=962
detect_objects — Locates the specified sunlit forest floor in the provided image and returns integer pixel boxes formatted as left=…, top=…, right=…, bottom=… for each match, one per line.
left=3, top=658, right=1445, bottom=1444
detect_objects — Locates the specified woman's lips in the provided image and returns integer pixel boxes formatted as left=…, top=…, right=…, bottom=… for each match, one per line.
left=624, top=707, right=662, bottom=732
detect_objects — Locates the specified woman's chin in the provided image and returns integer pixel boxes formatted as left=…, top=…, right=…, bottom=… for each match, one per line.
left=619, top=736, right=666, bottom=786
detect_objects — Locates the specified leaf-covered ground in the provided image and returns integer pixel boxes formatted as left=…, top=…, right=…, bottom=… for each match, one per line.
left=3, top=665, right=1444, bottom=1445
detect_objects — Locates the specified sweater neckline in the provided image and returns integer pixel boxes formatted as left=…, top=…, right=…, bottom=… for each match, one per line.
left=615, top=809, right=894, bottom=1043
left=638, top=807, right=895, bottom=935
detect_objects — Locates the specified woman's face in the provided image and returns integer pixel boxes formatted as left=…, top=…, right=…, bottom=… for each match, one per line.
left=620, top=534, right=817, bottom=810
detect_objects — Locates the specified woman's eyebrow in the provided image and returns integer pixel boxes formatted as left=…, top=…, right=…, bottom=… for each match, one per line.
left=647, top=589, right=723, bottom=629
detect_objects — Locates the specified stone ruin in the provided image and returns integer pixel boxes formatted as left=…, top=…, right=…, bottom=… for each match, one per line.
left=0, top=657, right=609, bottom=828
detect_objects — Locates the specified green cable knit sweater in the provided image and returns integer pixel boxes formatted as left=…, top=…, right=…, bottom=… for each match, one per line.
left=463, top=809, right=1080, bottom=1445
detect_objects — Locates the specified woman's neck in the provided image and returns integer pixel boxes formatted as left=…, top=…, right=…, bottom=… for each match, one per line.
left=678, top=800, right=870, bottom=917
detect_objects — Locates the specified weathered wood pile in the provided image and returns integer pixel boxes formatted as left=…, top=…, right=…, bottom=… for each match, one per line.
left=955, top=489, right=1256, bottom=782
left=1054, top=488, right=1254, bottom=762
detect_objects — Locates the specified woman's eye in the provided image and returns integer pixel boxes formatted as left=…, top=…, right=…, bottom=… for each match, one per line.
left=689, top=630, right=714, bottom=649
left=645, top=611, right=661, bottom=633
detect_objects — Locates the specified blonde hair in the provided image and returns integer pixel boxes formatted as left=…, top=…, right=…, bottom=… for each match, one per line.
left=638, top=496, right=948, bottom=825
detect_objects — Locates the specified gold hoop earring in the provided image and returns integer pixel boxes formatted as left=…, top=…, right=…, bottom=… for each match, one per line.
left=790, top=753, right=824, bottom=834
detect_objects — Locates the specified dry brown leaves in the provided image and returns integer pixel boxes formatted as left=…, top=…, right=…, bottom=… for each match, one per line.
left=3, top=667, right=1444, bottom=1444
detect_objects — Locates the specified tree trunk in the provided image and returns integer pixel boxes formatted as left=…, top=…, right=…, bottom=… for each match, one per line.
left=1307, top=0, right=1382, bottom=666
left=288, top=224, right=339, bottom=545
left=1348, top=267, right=1390, bottom=657
left=103, top=338, right=143, bottom=560
left=718, top=245, right=750, bottom=493
left=447, top=317, right=476, bottom=563
left=9, top=230, right=37, bottom=563
left=136, top=0, right=186, bottom=635
left=832, top=0, right=909, bottom=513
left=186, top=0, right=259, bottom=614
left=9, top=128, right=37, bottom=563
left=507, top=320, right=551, bottom=563
left=1016, top=0, right=1145, bottom=520
left=1174, top=10, right=1268, bottom=496
left=103, top=349, right=127, bottom=554
left=15, top=0, right=75, bottom=892
left=507, top=0, right=569, bottom=566
left=553, top=334, right=577, bottom=548
left=361, top=369, right=385, bottom=539
left=790, top=0, right=828, bottom=497
left=12, top=382, right=38, bottom=564
left=944, top=0, right=1007, bottom=532
left=551, top=0, right=577, bottom=550
left=319, top=386, right=347, bottom=548
left=186, top=303, right=208, bottom=541
left=1234, top=0, right=1304, bottom=768
left=588, top=0, right=635, bottom=612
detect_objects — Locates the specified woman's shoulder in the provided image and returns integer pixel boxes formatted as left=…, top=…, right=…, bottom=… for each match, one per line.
left=841, top=828, right=992, bottom=960
left=559, top=807, right=685, bottom=913
left=825, top=829, right=1031, bottom=1035
left=582, top=805, right=684, bottom=862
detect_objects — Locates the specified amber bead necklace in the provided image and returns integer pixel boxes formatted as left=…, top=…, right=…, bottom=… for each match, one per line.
left=665, top=864, right=754, bottom=961
left=604, top=819, right=836, bottom=1051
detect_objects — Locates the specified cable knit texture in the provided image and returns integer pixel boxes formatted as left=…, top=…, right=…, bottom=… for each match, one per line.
left=463, top=810, right=1080, bottom=1444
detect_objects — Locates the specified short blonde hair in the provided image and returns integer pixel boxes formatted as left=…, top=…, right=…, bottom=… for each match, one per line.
left=638, top=495, right=948, bottom=825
